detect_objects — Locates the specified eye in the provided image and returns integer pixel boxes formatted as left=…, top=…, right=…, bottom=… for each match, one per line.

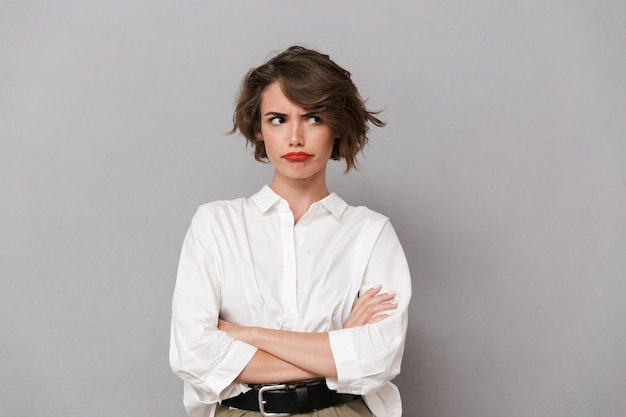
left=306, top=116, right=322, bottom=124
left=269, top=116, right=284, bottom=125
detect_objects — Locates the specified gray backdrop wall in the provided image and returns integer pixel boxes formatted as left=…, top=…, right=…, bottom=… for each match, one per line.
left=1, top=1, right=625, bottom=416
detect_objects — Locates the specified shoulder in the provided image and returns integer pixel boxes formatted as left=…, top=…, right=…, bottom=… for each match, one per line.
left=344, top=204, right=389, bottom=223
left=327, top=192, right=389, bottom=224
left=337, top=199, right=391, bottom=234
left=196, top=198, right=246, bottom=215
left=190, top=197, right=247, bottom=230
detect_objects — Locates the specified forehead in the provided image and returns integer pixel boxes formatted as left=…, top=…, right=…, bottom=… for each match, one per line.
left=260, top=81, right=303, bottom=113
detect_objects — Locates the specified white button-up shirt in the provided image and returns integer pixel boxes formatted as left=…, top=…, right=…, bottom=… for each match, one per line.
left=170, top=186, right=411, bottom=417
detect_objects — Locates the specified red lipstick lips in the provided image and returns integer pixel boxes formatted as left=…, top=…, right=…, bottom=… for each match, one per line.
left=283, top=152, right=312, bottom=162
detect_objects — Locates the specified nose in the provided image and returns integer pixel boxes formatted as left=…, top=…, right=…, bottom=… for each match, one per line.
left=289, top=120, right=304, bottom=147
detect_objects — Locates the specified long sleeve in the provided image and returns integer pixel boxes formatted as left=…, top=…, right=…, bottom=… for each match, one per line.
left=169, top=212, right=257, bottom=406
left=170, top=190, right=409, bottom=417
left=326, top=220, right=411, bottom=395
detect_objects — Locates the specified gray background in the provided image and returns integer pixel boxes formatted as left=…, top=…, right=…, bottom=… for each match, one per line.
left=1, top=1, right=625, bottom=416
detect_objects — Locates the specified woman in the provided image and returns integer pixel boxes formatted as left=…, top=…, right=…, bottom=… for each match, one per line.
left=170, top=46, right=411, bottom=417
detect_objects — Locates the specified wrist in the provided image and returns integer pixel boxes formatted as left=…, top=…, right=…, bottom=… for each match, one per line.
left=245, top=325, right=261, bottom=346
left=231, top=324, right=256, bottom=345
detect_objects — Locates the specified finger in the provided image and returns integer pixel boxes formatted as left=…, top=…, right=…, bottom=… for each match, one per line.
left=358, top=288, right=397, bottom=306
left=363, top=300, right=398, bottom=318
left=368, top=314, right=390, bottom=324
left=352, top=287, right=389, bottom=309
left=371, top=291, right=397, bottom=303
left=346, top=286, right=399, bottom=328
left=351, top=292, right=397, bottom=321
left=347, top=300, right=398, bottom=327
left=353, top=291, right=397, bottom=313
left=359, top=285, right=383, bottom=300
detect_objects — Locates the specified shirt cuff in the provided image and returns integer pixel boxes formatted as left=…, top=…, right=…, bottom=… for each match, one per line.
left=203, top=339, right=258, bottom=399
left=327, top=327, right=359, bottom=392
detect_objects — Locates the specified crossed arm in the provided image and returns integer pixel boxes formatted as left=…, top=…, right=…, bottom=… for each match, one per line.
left=218, top=286, right=398, bottom=384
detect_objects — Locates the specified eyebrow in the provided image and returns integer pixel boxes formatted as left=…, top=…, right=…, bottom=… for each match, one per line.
left=263, top=111, right=287, bottom=117
left=263, top=111, right=319, bottom=118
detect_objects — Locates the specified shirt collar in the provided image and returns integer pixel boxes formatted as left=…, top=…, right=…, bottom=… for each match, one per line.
left=250, top=185, right=348, bottom=219
left=319, top=192, right=348, bottom=219
left=250, top=185, right=283, bottom=213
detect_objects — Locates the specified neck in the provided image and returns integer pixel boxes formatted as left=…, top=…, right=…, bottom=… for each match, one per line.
left=269, top=175, right=329, bottom=224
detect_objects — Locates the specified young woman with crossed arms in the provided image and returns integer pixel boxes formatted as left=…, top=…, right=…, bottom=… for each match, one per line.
left=170, top=46, right=411, bottom=417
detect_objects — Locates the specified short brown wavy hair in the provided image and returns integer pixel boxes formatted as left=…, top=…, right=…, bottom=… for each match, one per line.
left=230, top=46, right=384, bottom=172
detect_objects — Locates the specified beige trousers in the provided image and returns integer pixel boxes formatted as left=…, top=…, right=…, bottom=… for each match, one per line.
left=215, top=398, right=372, bottom=417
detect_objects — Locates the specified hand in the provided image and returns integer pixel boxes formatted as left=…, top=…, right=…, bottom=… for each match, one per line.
left=344, top=285, right=398, bottom=328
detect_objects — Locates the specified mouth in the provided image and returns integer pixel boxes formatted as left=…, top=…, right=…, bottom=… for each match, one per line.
left=282, top=152, right=312, bottom=162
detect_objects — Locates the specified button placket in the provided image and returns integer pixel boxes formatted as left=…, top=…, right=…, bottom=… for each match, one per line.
left=278, top=200, right=297, bottom=329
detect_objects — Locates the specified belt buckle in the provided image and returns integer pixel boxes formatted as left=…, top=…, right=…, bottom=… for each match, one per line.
left=258, top=384, right=289, bottom=417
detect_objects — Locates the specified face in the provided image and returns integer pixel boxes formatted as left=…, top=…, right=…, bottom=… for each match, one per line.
left=258, top=81, right=336, bottom=184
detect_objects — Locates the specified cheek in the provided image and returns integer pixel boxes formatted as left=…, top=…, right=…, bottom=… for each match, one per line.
left=261, top=138, right=282, bottom=164
left=321, top=133, right=336, bottom=156
left=324, top=140, right=335, bottom=156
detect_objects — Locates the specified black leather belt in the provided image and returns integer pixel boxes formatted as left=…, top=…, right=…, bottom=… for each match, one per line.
left=222, top=380, right=361, bottom=416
